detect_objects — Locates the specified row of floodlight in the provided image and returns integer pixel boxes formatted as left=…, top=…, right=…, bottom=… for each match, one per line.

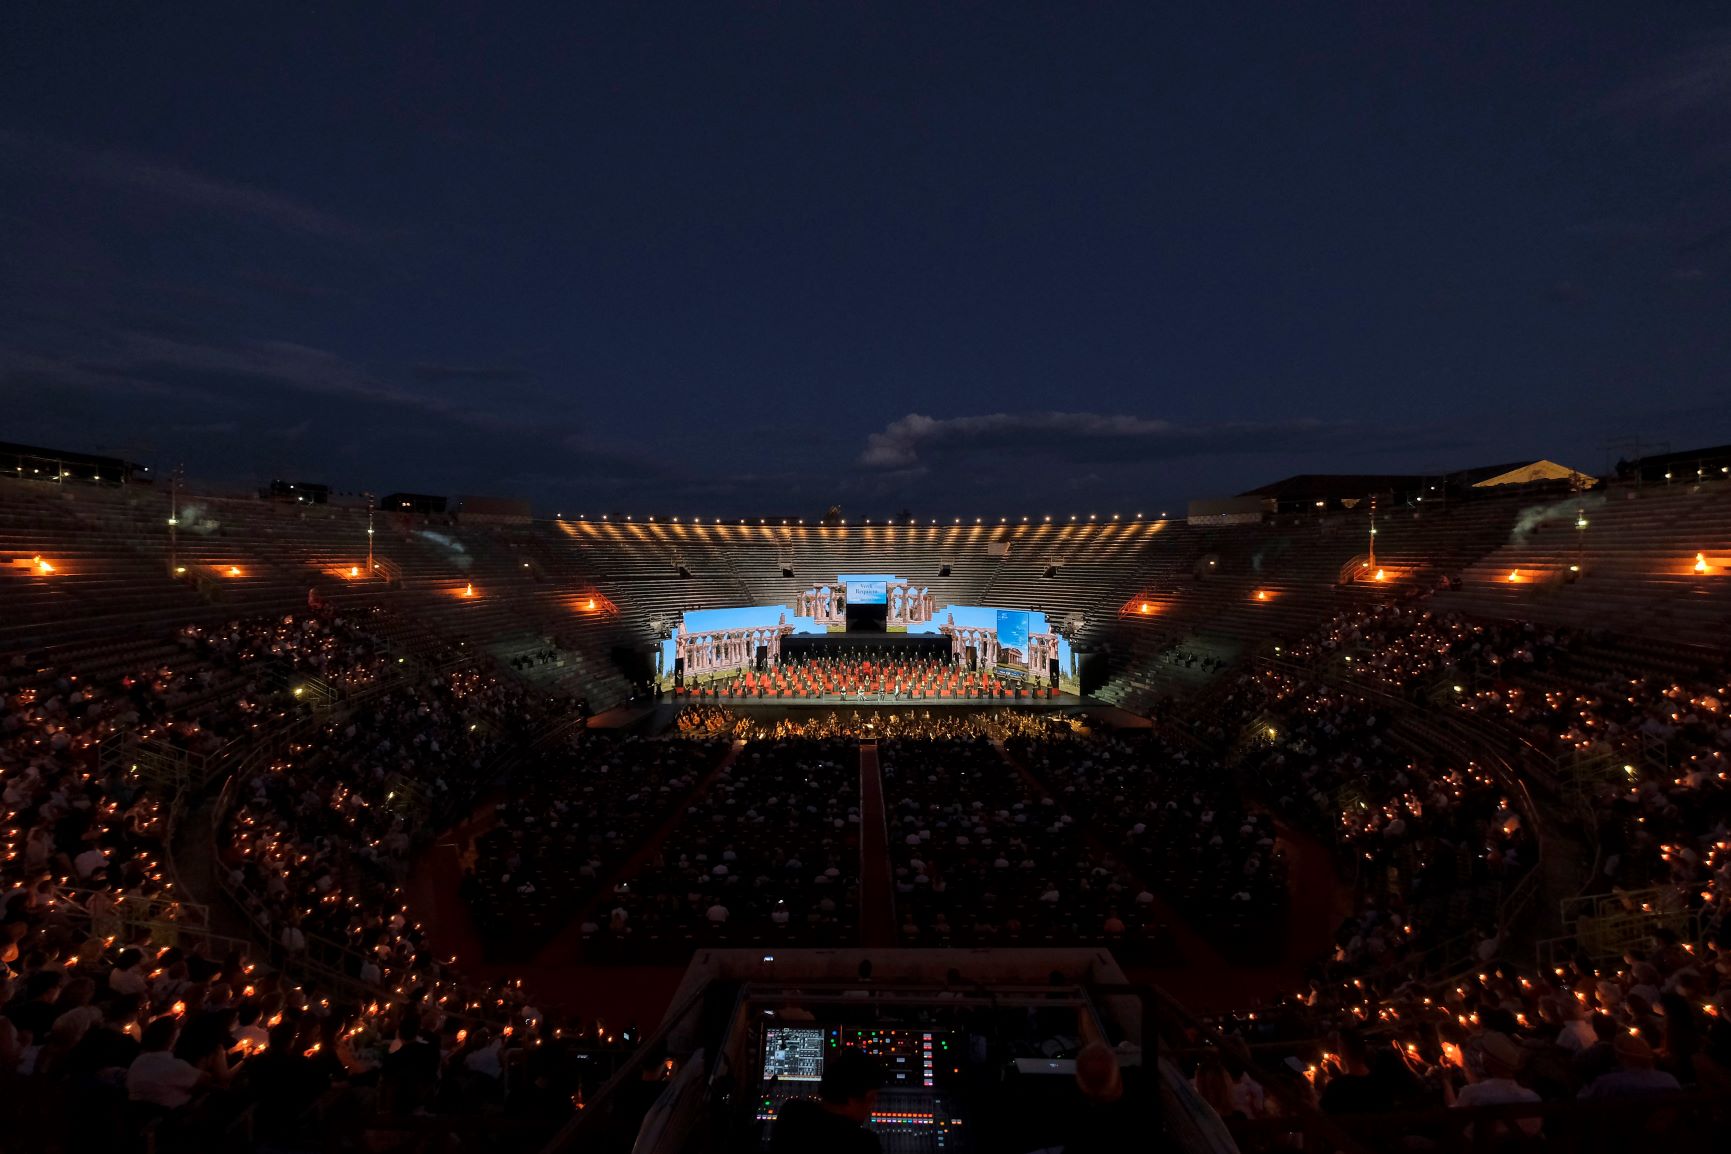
left=551, top=512, right=1171, bottom=525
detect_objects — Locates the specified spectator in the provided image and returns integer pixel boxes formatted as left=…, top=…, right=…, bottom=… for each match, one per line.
left=126, top=1016, right=208, bottom=1110
left=770, top=1045, right=884, bottom=1154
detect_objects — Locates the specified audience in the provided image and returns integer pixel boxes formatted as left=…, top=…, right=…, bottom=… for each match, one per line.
left=7, top=576, right=1730, bottom=1150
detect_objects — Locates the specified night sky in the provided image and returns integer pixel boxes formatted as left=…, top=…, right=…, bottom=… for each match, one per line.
left=4, top=4, right=1729, bottom=516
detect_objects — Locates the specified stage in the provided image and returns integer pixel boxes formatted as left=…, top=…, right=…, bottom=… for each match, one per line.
left=642, top=697, right=1145, bottom=733
left=672, top=689, right=1088, bottom=708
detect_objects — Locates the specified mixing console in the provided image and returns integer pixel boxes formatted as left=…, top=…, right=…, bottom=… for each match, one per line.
left=755, top=1025, right=971, bottom=1152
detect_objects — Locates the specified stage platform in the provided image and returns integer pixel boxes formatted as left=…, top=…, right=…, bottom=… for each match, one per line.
left=672, top=690, right=1087, bottom=708
left=642, top=696, right=1143, bottom=733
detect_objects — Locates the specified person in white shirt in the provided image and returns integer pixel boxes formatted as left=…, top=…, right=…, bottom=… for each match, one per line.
left=231, top=1002, right=271, bottom=1056
left=1451, top=1034, right=1540, bottom=1139
left=107, top=948, right=149, bottom=998
left=73, top=844, right=109, bottom=880
left=126, top=1018, right=207, bottom=1110
left=1544, top=997, right=1596, bottom=1054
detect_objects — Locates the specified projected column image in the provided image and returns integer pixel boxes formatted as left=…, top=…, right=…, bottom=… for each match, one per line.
left=994, top=609, right=1030, bottom=667
left=908, top=604, right=1080, bottom=692
left=659, top=604, right=820, bottom=689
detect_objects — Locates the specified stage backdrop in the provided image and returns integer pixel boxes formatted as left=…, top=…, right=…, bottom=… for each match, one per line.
left=661, top=579, right=1078, bottom=693
left=908, top=605, right=1077, bottom=692
left=660, top=604, right=820, bottom=684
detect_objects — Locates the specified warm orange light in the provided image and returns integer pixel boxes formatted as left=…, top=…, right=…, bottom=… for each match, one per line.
left=1140, top=602, right=1152, bottom=614
left=463, top=583, right=474, bottom=597
left=1507, top=569, right=1520, bottom=582
left=228, top=565, right=242, bottom=577
left=586, top=598, right=597, bottom=611
left=1697, top=553, right=1709, bottom=574
left=1255, top=590, right=1268, bottom=601
left=350, top=565, right=360, bottom=577
left=1373, top=569, right=1385, bottom=581
left=33, top=556, right=54, bottom=574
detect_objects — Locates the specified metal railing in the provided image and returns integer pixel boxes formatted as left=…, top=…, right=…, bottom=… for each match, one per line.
left=1241, top=656, right=1546, bottom=983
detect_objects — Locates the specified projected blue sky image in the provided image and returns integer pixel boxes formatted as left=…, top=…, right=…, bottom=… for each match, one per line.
left=847, top=581, right=888, bottom=605
left=908, top=605, right=1072, bottom=670
left=996, top=609, right=1031, bottom=653
left=663, top=603, right=821, bottom=672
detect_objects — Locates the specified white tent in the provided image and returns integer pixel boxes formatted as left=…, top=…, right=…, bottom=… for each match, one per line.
left=1471, top=460, right=1595, bottom=488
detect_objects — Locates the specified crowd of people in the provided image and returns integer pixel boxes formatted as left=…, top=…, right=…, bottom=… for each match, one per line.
left=1011, top=727, right=1287, bottom=959
left=883, top=734, right=1150, bottom=947
left=673, top=703, right=1087, bottom=742
left=461, top=729, right=723, bottom=958
left=1, top=609, right=634, bottom=1149
left=1176, top=595, right=1731, bottom=1146
left=677, top=654, right=1057, bottom=700
left=217, top=662, right=543, bottom=993
left=10, top=577, right=1731, bottom=1148
left=585, top=739, right=861, bottom=955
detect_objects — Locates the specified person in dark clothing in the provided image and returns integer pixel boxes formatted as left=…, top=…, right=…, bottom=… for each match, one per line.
left=63, top=996, right=142, bottom=1080
left=246, top=1019, right=328, bottom=1138
left=380, top=1015, right=441, bottom=1116
left=4, top=970, right=64, bottom=1043
left=1065, top=1041, right=1153, bottom=1154
left=1319, top=1029, right=1388, bottom=1115
left=770, top=1045, right=883, bottom=1154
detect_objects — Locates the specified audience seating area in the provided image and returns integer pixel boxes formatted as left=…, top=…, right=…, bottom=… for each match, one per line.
left=7, top=469, right=1731, bottom=1150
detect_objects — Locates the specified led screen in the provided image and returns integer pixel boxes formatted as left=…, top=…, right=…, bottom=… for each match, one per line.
left=661, top=579, right=1079, bottom=693
left=845, top=580, right=887, bottom=605
left=909, top=604, right=1077, bottom=690
left=760, top=1027, right=825, bottom=1082
left=659, top=603, right=820, bottom=683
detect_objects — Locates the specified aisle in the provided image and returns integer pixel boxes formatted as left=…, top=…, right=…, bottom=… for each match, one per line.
left=857, top=740, right=897, bottom=947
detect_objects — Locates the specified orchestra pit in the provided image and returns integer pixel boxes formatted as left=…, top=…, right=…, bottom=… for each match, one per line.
left=4, top=448, right=1731, bottom=1152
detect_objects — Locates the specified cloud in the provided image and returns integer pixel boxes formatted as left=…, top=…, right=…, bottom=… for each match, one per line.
left=0, top=129, right=374, bottom=241
left=169, top=421, right=241, bottom=437
left=1605, top=33, right=1731, bottom=120
left=0, top=331, right=537, bottom=435
left=858, top=411, right=1372, bottom=470
left=411, top=363, right=533, bottom=384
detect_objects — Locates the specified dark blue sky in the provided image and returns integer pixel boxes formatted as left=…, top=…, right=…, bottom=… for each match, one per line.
left=4, top=4, right=1729, bottom=516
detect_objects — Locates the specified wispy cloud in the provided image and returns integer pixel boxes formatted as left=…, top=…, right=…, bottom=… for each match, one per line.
left=411, top=363, right=533, bottom=384
left=0, top=129, right=375, bottom=241
left=1605, top=32, right=1731, bottom=120
left=859, top=411, right=1385, bottom=470
left=0, top=331, right=530, bottom=433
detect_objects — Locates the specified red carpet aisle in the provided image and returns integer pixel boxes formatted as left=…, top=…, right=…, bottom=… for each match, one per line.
left=857, top=741, right=897, bottom=947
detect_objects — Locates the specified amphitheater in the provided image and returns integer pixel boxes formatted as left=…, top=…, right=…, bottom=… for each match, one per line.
left=4, top=455, right=1731, bottom=1153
